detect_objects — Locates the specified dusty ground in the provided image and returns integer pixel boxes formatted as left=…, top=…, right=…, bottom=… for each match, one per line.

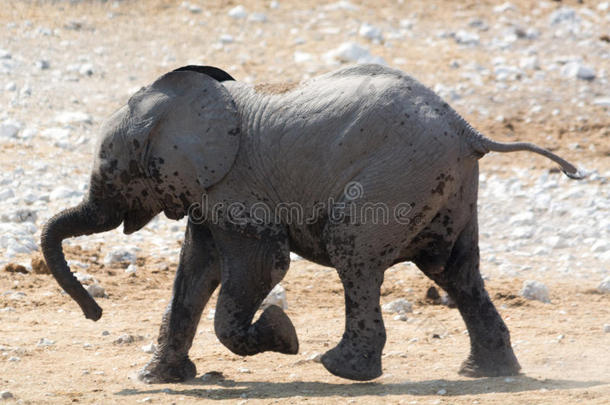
left=1, top=0, right=609, bottom=404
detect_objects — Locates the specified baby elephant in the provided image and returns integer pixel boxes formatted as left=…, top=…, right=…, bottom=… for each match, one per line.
left=41, top=64, right=582, bottom=382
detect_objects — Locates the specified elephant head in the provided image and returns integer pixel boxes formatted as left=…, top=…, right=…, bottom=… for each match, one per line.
left=41, top=66, right=240, bottom=320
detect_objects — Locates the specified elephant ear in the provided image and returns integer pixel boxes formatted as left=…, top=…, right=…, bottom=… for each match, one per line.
left=125, top=69, right=240, bottom=192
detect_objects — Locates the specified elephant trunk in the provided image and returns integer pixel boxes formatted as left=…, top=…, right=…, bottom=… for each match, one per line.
left=40, top=200, right=123, bottom=321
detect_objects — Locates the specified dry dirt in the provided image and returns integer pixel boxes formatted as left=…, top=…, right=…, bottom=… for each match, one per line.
left=1, top=0, right=609, bottom=404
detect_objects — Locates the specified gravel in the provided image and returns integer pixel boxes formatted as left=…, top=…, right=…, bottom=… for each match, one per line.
left=520, top=280, right=551, bottom=303
left=382, top=298, right=413, bottom=314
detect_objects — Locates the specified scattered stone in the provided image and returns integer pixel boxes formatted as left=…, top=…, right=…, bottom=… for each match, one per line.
left=293, top=51, right=312, bottom=63
left=238, top=367, right=251, bottom=373
left=86, top=283, right=106, bottom=298
left=125, top=264, right=137, bottom=275
left=103, top=248, right=137, bottom=266
left=520, top=280, right=550, bottom=303
left=37, top=338, right=55, bottom=347
left=141, top=343, right=156, bottom=354
left=200, top=371, right=224, bottom=382
left=219, top=34, right=234, bottom=44
left=306, top=352, right=323, bottom=363
left=261, top=284, right=288, bottom=310
left=393, top=314, right=408, bottom=321
left=549, top=7, right=580, bottom=26
left=206, top=308, right=215, bottom=320
left=36, top=59, right=50, bottom=70
left=4, top=82, right=16, bottom=92
left=454, top=30, right=480, bottom=45
left=248, top=12, right=267, bottom=22
left=437, top=388, right=447, bottom=395
left=101, top=330, right=110, bottom=336
left=49, top=186, right=80, bottom=200
left=359, top=23, right=383, bottom=42
left=0, top=189, right=14, bottom=201
left=593, top=98, right=610, bottom=107
left=54, top=111, right=92, bottom=125
left=0, top=120, right=21, bottom=139
left=598, top=277, right=610, bottom=294
left=113, top=334, right=140, bottom=345
left=8, top=356, right=20, bottom=362
left=576, top=66, right=596, bottom=81
left=74, top=272, right=94, bottom=284
left=604, top=324, right=610, bottom=333
left=290, top=253, right=303, bottom=261
left=382, top=298, right=413, bottom=314
left=3, top=263, right=28, bottom=274
left=324, top=42, right=385, bottom=65
left=228, top=5, right=247, bottom=19
left=590, top=240, right=609, bottom=253
left=0, top=391, right=14, bottom=400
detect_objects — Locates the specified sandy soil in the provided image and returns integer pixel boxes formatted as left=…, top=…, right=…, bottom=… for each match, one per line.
left=1, top=0, right=609, bottom=404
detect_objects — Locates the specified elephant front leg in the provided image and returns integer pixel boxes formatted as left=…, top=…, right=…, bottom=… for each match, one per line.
left=212, top=229, right=298, bottom=357
left=321, top=266, right=386, bottom=381
left=139, top=222, right=221, bottom=383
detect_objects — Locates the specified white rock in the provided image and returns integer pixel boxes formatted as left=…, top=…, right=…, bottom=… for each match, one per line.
left=74, top=272, right=94, bottom=283
left=293, top=51, right=312, bottom=63
left=103, top=248, right=137, bottom=265
left=598, top=2, right=609, bottom=11
left=0, top=391, right=14, bottom=399
left=290, top=252, right=303, bottom=261
left=520, top=280, right=550, bottom=303
left=238, top=367, right=251, bottom=373
left=50, top=186, right=80, bottom=200
left=549, top=7, right=580, bottom=26
left=323, top=1, right=359, bottom=11
left=604, top=324, right=610, bottom=333
left=324, top=42, right=386, bottom=65
left=41, top=127, right=70, bottom=140
left=509, top=212, right=535, bottom=226
left=382, top=298, right=412, bottom=314
left=261, top=284, right=287, bottom=310
left=306, top=352, right=322, bottom=362
left=4, top=82, right=16, bottom=91
left=511, top=226, right=534, bottom=239
left=0, top=189, right=14, bottom=201
left=0, top=49, right=11, bottom=59
left=0, top=120, right=21, bottom=139
left=437, top=388, right=447, bottom=395
left=454, top=30, right=480, bottom=45
left=206, top=308, right=215, bottom=320
left=228, top=5, right=247, bottom=19
left=248, top=12, right=267, bottom=22
left=79, top=63, right=94, bottom=76
left=359, top=23, right=383, bottom=42
left=125, top=264, right=137, bottom=274
left=269, top=1, right=279, bottom=9
left=86, top=283, right=105, bottom=298
left=54, top=111, right=92, bottom=125
left=598, top=277, right=610, bottom=294
left=591, top=240, right=609, bottom=253
left=8, top=356, right=20, bottom=362
left=219, top=34, right=234, bottom=44
left=141, top=343, right=156, bottom=353
left=393, top=314, right=408, bottom=321
left=188, top=4, right=202, bottom=13
left=593, top=98, right=610, bottom=107
left=37, top=338, right=55, bottom=346
left=493, top=2, right=516, bottom=13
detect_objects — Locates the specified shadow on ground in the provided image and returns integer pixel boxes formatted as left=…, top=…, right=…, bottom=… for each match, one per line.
left=116, top=375, right=607, bottom=400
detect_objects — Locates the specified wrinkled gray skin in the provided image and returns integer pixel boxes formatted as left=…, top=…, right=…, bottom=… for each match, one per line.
left=41, top=64, right=583, bottom=383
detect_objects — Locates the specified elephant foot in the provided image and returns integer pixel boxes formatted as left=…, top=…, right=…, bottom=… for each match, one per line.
left=458, top=350, right=521, bottom=378
left=138, top=356, right=197, bottom=384
left=256, top=305, right=299, bottom=355
left=321, top=341, right=382, bottom=381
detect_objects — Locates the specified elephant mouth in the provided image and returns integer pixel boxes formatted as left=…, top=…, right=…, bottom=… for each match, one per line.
left=123, top=209, right=157, bottom=234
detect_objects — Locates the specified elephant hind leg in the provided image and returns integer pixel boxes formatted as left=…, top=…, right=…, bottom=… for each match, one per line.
left=212, top=228, right=298, bottom=356
left=414, top=214, right=521, bottom=377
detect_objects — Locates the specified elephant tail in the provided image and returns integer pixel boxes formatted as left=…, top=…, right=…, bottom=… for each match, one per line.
left=469, top=132, right=584, bottom=180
